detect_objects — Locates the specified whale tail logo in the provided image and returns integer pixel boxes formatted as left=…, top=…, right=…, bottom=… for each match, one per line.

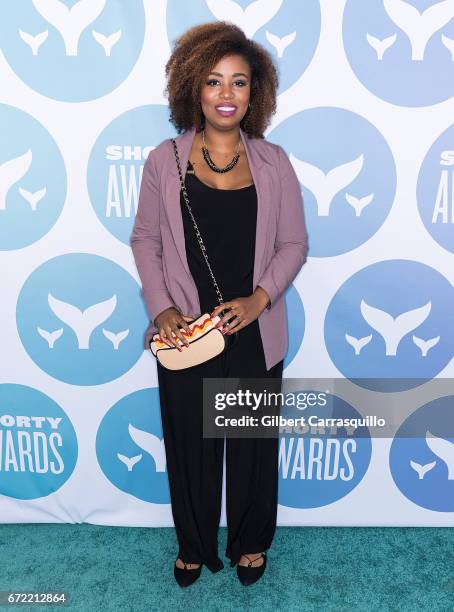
left=412, top=335, right=440, bottom=357
left=345, top=192, right=374, bottom=216
left=366, top=33, right=397, bottom=59
left=19, top=29, right=49, bottom=55
left=31, top=0, right=107, bottom=56
left=37, top=327, right=63, bottom=348
left=426, top=430, right=454, bottom=479
left=290, top=153, right=364, bottom=216
left=266, top=30, right=296, bottom=58
left=117, top=453, right=142, bottom=472
left=102, top=329, right=129, bottom=349
left=0, top=150, right=32, bottom=211
left=18, top=187, right=46, bottom=211
left=383, top=0, right=454, bottom=60
left=345, top=333, right=372, bottom=355
left=128, top=424, right=166, bottom=473
left=47, top=293, right=117, bottom=349
left=360, top=300, right=431, bottom=355
left=410, top=459, right=436, bottom=479
left=92, top=29, right=122, bottom=56
left=206, top=0, right=283, bottom=38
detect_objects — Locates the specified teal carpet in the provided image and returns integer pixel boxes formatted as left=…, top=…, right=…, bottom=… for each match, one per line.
left=0, top=524, right=452, bottom=611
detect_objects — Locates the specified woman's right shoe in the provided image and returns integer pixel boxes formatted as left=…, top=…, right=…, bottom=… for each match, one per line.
left=174, top=557, right=202, bottom=588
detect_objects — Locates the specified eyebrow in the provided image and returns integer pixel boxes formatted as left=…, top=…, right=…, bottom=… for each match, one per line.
left=208, top=71, right=249, bottom=78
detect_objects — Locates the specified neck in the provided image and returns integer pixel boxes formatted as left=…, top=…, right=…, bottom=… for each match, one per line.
left=200, top=123, right=242, bottom=154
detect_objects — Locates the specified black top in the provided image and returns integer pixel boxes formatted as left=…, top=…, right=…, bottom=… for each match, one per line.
left=180, top=160, right=257, bottom=314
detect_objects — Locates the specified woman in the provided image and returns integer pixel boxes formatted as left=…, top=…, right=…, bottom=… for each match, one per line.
left=131, top=21, right=308, bottom=587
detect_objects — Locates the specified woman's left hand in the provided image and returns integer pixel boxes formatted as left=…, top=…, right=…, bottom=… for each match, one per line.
left=210, top=292, right=268, bottom=335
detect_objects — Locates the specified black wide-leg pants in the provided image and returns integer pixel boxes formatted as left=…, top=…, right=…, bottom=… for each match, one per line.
left=156, top=318, right=283, bottom=572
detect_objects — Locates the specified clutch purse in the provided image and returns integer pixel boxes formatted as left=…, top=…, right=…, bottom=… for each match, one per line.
left=149, top=138, right=238, bottom=371
left=150, top=312, right=232, bottom=370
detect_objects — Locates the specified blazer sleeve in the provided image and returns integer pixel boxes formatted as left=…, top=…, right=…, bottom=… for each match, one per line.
left=256, top=144, right=309, bottom=309
left=130, top=150, right=177, bottom=326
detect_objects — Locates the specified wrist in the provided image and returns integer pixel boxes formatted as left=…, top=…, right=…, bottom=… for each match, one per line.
left=154, top=306, right=178, bottom=325
left=253, top=286, right=271, bottom=311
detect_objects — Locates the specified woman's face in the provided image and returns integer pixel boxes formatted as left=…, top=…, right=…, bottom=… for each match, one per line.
left=200, top=54, right=251, bottom=131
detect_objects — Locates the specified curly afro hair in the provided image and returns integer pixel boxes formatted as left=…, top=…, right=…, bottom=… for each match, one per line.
left=164, top=21, right=279, bottom=139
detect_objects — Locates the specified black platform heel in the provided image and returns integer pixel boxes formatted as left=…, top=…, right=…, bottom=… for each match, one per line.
left=236, top=551, right=267, bottom=586
left=174, top=557, right=202, bottom=588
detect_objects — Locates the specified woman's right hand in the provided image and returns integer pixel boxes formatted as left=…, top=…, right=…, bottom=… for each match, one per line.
left=154, top=307, right=194, bottom=351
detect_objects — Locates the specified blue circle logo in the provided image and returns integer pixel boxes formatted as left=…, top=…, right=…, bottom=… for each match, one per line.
left=390, top=396, right=454, bottom=512
left=278, top=392, right=372, bottom=508
left=268, top=109, right=396, bottom=257
left=97, top=388, right=170, bottom=504
left=0, top=0, right=145, bottom=101
left=16, top=254, right=149, bottom=385
left=0, top=384, right=77, bottom=500
left=0, top=104, right=66, bottom=251
left=325, top=260, right=454, bottom=390
left=87, top=105, right=176, bottom=245
left=166, top=0, right=320, bottom=95
left=343, top=0, right=454, bottom=107
left=417, top=122, right=454, bottom=253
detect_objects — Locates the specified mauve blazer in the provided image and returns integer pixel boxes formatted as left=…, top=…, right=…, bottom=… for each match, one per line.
left=130, top=126, right=308, bottom=371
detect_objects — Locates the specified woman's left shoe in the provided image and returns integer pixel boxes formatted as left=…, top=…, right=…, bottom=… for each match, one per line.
left=236, top=551, right=267, bottom=586
left=174, top=557, right=202, bottom=588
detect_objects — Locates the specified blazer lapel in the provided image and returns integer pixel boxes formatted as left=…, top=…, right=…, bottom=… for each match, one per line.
left=163, top=126, right=271, bottom=289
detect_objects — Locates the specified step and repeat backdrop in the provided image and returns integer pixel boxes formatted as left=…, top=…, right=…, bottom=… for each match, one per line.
left=0, top=0, right=453, bottom=526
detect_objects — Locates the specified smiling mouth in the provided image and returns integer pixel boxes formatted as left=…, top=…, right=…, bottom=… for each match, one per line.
left=215, top=106, right=237, bottom=115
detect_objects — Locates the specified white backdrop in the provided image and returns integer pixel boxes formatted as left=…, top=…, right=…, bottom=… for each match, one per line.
left=0, top=0, right=453, bottom=526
